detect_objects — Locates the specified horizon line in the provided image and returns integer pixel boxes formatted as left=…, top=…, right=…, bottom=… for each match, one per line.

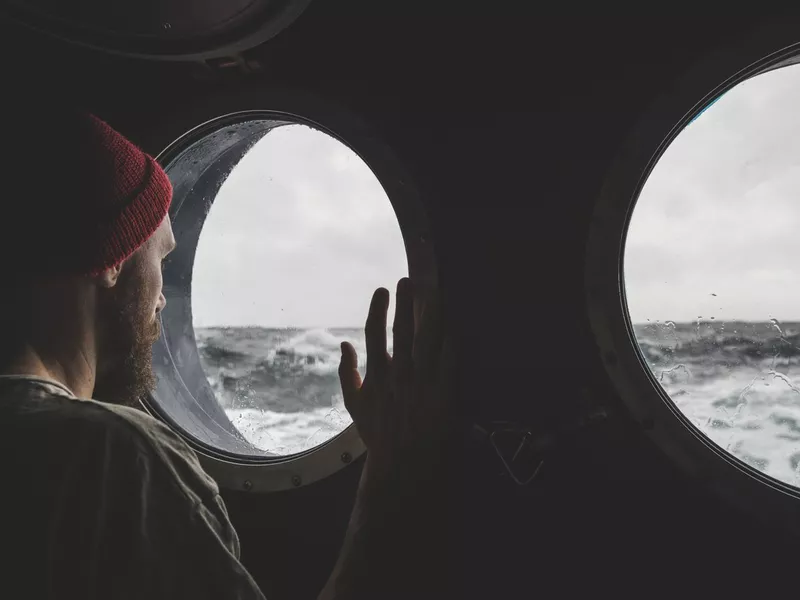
left=194, top=325, right=369, bottom=330
left=631, top=319, right=800, bottom=325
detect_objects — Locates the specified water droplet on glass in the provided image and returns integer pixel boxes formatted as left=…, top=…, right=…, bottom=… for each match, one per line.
left=771, top=318, right=784, bottom=337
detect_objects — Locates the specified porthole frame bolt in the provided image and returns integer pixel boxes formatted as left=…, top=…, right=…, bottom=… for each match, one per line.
left=341, top=452, right=352, bottom=464
left=291, top=475, right=302, bottom=487
left=243, top=480, right=252, bottom=491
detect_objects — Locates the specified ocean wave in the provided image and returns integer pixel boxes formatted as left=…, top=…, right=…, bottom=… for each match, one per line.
left=225, top=405, right=353, bottom=455
left=635, top=321, right=800, bottom=368
left=638, top=334, right=800, bottom=365
left=198, top=329, right=342, bottom=410
left=635, top=321, right=800, bottom=487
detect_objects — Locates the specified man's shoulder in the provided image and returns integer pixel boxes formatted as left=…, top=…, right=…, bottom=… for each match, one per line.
left=0, top=377, right=220, bottom=506
left=96, top=401, right=221, bottom=504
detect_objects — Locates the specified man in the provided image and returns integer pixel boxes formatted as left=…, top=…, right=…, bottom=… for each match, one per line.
left=0, top=108, right=451, bottom=599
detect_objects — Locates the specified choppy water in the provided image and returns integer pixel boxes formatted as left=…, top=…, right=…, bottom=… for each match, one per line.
left=635, top=320, right=800, bottom=486
left=195, top=327, right=380, bottom=455
left=196, top=321, right=800, bottom=484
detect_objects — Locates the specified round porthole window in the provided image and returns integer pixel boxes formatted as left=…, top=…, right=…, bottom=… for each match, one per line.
left=144, top=109, right=433, bottom=491
left=587, top=31, right=800, bottom=531
left=625, top=64, right=800, bottom=488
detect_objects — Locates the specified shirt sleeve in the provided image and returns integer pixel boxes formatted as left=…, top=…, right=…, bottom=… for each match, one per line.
left=45, top=403, right=268, bottom=600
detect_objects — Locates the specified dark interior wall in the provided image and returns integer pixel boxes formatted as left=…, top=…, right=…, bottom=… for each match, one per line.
left=2, top=6, right=797, bottom=598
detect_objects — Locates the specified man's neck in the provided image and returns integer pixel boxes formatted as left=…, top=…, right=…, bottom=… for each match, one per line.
left=0, top=342, right=96, bottom=399
left=0, top=277, right=99, bottom=399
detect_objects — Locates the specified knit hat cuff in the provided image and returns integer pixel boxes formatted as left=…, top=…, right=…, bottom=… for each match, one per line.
left=88, top=155, right=173, bottom=276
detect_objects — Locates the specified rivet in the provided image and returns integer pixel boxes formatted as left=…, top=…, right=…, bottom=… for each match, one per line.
left=291, top=475, right=302, bottom=487
left=243, top=480, right=252, bottom=491
left=341, top=452, right=352, bottom=464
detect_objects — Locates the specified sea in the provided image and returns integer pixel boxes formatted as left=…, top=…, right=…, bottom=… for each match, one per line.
left=635, top=320, right=800, bottom=487
left=196, top=322, right=800, bottom=487
left=195, top=327, right=378, bottom=456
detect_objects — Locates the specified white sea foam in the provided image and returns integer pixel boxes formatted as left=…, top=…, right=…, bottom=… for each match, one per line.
left=197, top=327, right=368, bottom=455
left=637, top=321, right=800, bottom=487
left=225, top=398, right=354, bottom=456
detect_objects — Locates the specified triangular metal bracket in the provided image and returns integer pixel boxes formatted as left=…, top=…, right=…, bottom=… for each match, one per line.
left=489, top=428, right=545, bottom=486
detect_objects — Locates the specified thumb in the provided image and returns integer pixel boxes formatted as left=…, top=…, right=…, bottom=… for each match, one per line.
left=338, top=341, right=362, bottom=404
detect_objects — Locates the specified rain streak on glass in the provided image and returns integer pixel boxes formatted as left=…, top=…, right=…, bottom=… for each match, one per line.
left=625, top=64, right=800, bottom=488
left=192, top=124, right=407, bottom=456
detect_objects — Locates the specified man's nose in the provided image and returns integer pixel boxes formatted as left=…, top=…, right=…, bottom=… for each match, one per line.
left=156, top=293, right=167, bottom=314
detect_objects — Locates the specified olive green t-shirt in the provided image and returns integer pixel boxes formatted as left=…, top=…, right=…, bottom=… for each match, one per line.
left=0, top=375, right=267, bottom=599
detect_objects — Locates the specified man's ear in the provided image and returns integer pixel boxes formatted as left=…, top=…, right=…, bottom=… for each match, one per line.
left=95, top=262, right=123, bottom=289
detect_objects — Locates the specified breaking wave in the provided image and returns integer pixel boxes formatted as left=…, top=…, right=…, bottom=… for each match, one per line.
left=195, top=327, right=384, bottom=455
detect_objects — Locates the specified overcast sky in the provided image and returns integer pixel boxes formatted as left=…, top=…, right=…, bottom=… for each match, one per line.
left=192, top=124, right=407, bottom=328
left=626, top=64, right=800, bottom=324
left=192, top=67, right=800, bottom=328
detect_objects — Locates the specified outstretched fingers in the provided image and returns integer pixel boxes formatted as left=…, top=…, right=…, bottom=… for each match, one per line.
left=365, top=287, right=390, bottom=378
left=392, top=278, right=414, bottom=384
left=338, top=342, right=362, bottom=411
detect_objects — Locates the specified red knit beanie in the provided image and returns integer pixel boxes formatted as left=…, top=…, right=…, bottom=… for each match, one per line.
left=2, top=108, right=172, bottom=278
left=80, top=114, right=173, bottom=276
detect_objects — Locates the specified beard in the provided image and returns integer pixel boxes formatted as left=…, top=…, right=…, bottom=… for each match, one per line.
left=93, top=265, right=161, bottom=409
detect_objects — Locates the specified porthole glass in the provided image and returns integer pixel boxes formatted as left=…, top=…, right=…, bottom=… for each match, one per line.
left=625, top=64, right=800, bottom=487
left=149, top=115, right=410, bottom=460
left=192, top=124, right=404, bottom=455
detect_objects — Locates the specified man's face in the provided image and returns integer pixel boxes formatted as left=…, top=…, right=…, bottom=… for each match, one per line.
left=93, top=216, right=176, bottom=408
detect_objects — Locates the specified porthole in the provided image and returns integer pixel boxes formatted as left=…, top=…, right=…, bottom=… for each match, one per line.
left=626, top=64, right=800, bottom=488
left=586, top=26, right=800, bottom=532
left=143, top=109, right=434, bottom=492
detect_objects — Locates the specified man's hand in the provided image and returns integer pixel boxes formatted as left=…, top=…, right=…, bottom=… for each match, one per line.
left=319, top=277, right=453, bottom=600
left=338, top=277, right=451, bottom=471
